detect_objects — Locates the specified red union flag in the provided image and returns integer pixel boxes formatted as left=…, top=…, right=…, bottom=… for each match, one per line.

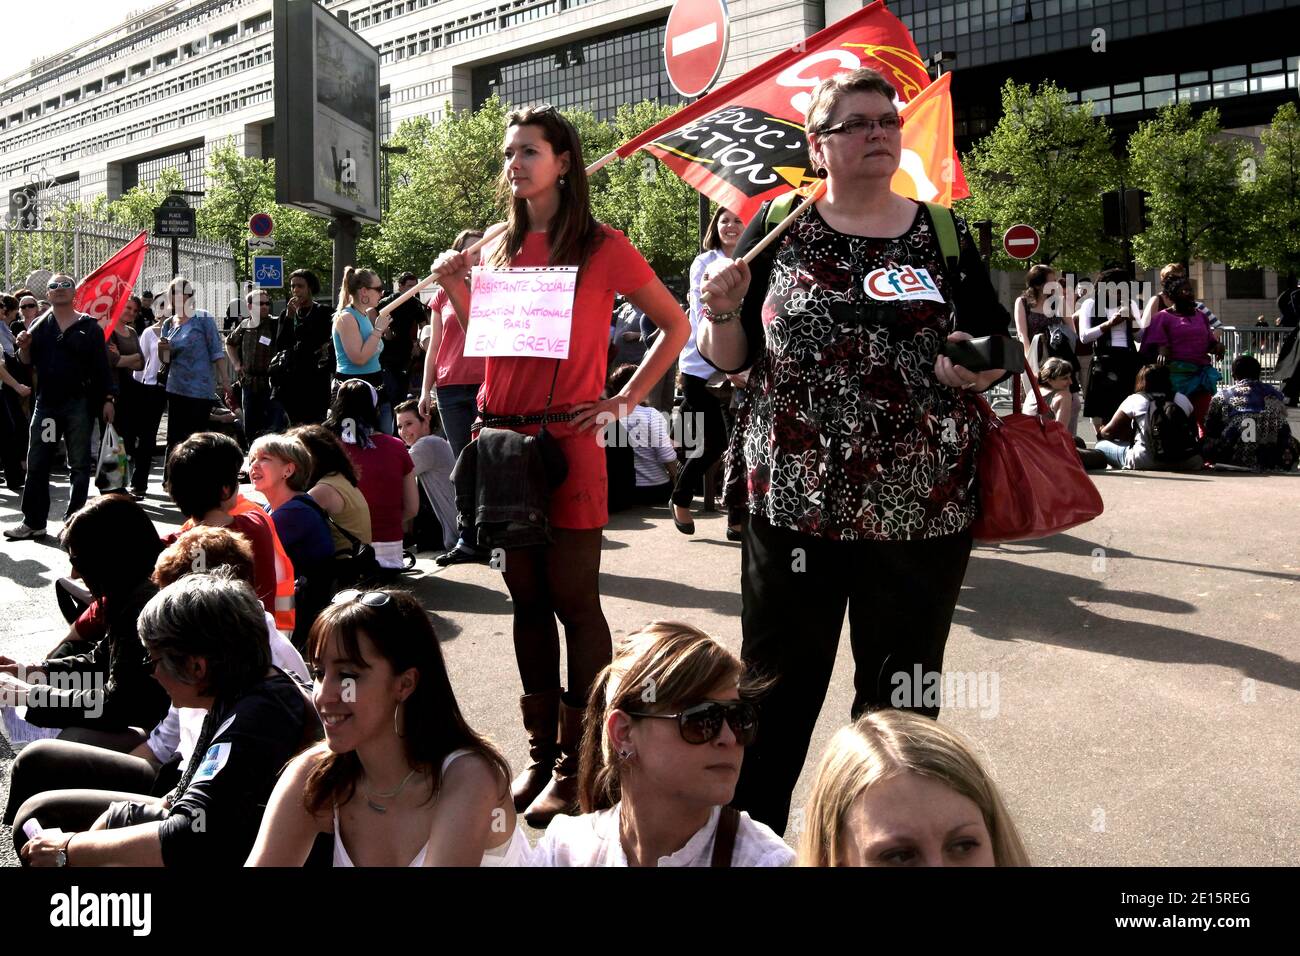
left=73, top=231, right=148, bottom=339
left=892, top=72, right=959, bottom=205
left=608, top=0, right=968, bottom=222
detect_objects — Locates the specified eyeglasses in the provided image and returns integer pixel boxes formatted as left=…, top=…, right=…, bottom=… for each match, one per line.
left=332, top=589, right=392, bottom=607
left=20, top=303, right=37, bottom=309
left=364, top=284, right=384, bottom=292
left=819, top=114, right=904, bottom=137
left=47, top=280, right=75, bottom=290
left=141, top=653, right=162, bottom=675
left=623, top=700, right=758, bottom=746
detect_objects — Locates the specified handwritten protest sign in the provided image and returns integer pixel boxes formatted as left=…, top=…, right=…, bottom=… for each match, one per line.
left=465, top=266, right=577, bottom=359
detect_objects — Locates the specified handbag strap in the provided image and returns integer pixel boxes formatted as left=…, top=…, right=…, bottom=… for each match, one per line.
left=1020, top=355, right=1053, bottom=419
left=710, top=806, right=740, bottom=868
left=540, top=359, right=561, bottom=427
left=299, top=490, right=365, bottom=550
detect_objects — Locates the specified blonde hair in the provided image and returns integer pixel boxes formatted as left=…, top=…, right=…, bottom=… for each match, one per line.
left=247, top=433, right=313, bottom=492
left=577, top=622, right=767, bottom=813
left=797, top=710, right=1030, bottom=867
left=804, top=67, right=898, bottom=135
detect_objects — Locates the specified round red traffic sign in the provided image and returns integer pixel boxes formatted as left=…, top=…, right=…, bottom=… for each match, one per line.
left=1003, top=224, right=1040, bottom=260
left=249, top=213, right=274, bottom=237
left=664, top=0, right=730, bottom=98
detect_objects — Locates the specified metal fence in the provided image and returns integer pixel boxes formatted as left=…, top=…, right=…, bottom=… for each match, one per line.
left=1216, top=326, right=1293, bottom=385
left=2, top=221, right=236, bottom=318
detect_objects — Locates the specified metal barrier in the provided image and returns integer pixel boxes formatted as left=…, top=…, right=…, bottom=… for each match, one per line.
left=2, top=221, right=236, bottom=318
left=1217, top=326, right=1294, bottom=386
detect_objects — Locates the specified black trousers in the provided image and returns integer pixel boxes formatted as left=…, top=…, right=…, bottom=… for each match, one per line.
left=731, top=515, right=974, bottom=836
left=0, top=384, right=26, bottom=487
left=672, top=374, right=728, bottom=508
left=128, top=383, right=166, bottom=492
left=163, top=393, right=213, bottom=480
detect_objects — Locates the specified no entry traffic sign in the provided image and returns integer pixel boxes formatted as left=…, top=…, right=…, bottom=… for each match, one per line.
left=1003, top=224, right=1041, bottom=260
left=664, top=0, right=730, bottom=98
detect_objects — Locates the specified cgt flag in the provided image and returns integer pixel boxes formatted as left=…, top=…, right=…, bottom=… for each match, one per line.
left=73, top=231, right=149, bottom=340
left=607, top=0, right=968, bottom=222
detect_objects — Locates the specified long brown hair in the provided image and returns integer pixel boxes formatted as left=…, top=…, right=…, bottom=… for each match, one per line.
left=302, top=590, right=511, bottom=815
left=1021, top=264, right=1054, bottom=306
left=488, top=105, right=602, bottom=271
left=337, top=265, right=380, bottom=313
left=577, top=621, right=769, bottom=813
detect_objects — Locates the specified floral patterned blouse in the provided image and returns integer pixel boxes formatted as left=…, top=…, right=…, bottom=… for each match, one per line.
left=713, top=201, right=1011, bottom=541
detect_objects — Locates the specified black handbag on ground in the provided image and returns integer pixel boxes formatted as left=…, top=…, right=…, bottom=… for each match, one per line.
left=300, top=493, right=381, bottom=588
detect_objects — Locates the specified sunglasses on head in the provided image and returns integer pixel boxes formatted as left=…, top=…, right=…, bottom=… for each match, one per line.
left=624, top=699, right=758, bottom=746
left=332, top=589, right=392, bottom=607
left=47, top=280, right=74, bottom=290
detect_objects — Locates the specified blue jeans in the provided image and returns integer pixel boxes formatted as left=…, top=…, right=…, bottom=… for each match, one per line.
left=1094, top=439, right=1130, bottom=470
left=435, top=383, right=480, bottom=459
left=21, top=397, right=94, bottom=530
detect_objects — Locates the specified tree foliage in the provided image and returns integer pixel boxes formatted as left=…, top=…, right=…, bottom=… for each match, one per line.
left=1242, top=101, right=1300, bottom=280
left=956, top=79, right=1121, bottom=273
left=1127, top=100, right=1249, bottom=270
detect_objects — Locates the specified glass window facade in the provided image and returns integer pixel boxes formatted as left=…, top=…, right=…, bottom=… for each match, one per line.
left=122, top=143, right=206, bottom=203
left=472, top=20, right=685, bottom=122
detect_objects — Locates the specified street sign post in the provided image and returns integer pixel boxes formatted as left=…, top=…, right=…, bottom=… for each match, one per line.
left=247, top=237, right=276, bottom=250
left=1003, top=224, right=1041, bottom=260
left=154, top=196, right=195, bottom=239
left=664, top=0, right=730, bottom=98
left=249, top=213, right=275, bottom=237
left=253, top=256, right=285, bottom=287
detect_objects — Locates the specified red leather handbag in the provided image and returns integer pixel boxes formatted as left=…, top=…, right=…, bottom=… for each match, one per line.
left=970, top=362, right=1104, bottom=543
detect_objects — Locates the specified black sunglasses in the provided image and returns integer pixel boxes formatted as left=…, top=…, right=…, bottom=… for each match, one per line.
left=332, top=589, right=392, bottom=607
left=20, top=303, right=37, bottom=309
left=624, top=700, right=758, bottom=746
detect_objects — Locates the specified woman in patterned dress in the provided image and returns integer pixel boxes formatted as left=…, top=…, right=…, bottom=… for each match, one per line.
left=697, top=68, right=1013, bottom=836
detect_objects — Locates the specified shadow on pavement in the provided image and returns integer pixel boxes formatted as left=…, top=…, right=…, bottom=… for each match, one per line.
left=958, top=547, right=1300, bottom=693
left=399, top=573, right=512, bottom=622
left=0, top=551, right=56, bottom=589
left=598, top=571, right=742, bottom=616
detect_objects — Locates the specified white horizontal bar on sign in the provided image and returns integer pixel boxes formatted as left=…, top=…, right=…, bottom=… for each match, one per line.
left=1006, top=238, right=1037, bottom=246
left=672, top=23, right=719, bottom=57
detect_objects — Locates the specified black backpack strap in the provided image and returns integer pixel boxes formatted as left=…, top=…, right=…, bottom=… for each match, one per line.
left=299, top=490, right=364, bottom=550
left=711, top=806, right=741, bottom=868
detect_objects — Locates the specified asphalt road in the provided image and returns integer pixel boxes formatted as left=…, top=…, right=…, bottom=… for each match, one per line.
left=2, top=418, right=1298, bottom=867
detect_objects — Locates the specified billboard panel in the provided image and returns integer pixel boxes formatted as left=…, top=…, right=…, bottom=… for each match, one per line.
left=274, top=0, right=381, bottom=223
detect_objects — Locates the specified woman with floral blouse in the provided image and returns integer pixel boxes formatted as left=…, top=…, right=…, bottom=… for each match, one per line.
left=698, top=68, right=1013, bottom=837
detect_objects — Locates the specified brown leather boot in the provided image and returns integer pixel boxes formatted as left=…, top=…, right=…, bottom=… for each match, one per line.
left=511, top=689, right=562, bottom=813
left=523, top=696, right=585, bottom=828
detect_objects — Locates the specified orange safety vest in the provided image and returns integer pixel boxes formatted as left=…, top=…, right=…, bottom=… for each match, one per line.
left=181, top=496, right=297, bottom=636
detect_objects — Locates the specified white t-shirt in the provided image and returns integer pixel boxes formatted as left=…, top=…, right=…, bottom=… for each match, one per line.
left=1118, top=391, right=1194, bottom=469
left=682, top=248, right=729, bottom=380
left=1078, top=298, right=1139, bottom=348
left=530, top=803, right=794, bottom=867
left=407, top=434, right=458, bottom=551
left=146, top=612, right=310, bottom=766
left=134, top=325, right=163, bottom=386
left=621, top=405, right=678, bottom=487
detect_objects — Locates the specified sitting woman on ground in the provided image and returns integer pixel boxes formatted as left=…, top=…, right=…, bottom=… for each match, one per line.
left=248, top=433, right=337, bottom=642
left=1094, top=364, right=1203, bottom=471
left=3, top=527, right=310, bottom=831
left=1027, top=357, right=1082, bottom=436
left=290, top=424, right=374, bottom=565
left=796, top=709, right=1030, bottom=867
left=530, top=622, right=793, bottom=867
left=0, top=495, right=168, bottom=750
left=324, top=379, right=418, bottom=573
left=246, top=589, right=531, bottom=866
left=14, top=572, right=319, bottom=866
left=1201, top=354, right=1300, bottom=471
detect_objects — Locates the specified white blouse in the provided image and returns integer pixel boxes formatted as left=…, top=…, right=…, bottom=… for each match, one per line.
left=530, top=803, right=794, bottom=868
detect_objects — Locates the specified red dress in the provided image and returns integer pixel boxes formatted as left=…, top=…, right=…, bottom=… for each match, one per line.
left=476, top=226, right=656, bottom=529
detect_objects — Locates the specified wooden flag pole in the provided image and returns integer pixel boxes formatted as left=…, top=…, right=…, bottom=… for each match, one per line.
left=700, top=179, right=826, bottom=304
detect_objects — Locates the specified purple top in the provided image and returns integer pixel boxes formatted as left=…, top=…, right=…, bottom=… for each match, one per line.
left=1144, top=308, right=1216, bottom=364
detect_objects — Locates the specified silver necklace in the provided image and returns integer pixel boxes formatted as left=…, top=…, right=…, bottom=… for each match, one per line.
left=362, top=768, right=421, bottom=813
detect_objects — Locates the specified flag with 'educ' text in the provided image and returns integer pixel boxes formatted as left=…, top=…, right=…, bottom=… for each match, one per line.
left=614, top=0, right=968, bottom=222
left=73, top=231, right=149, bottom=340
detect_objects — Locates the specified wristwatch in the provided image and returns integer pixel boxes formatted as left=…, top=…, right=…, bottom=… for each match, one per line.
left=55, top=834, right=72, bottom=867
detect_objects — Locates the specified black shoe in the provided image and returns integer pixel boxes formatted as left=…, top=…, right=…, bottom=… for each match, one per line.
left=672, top=507, right=695, bottom=535
left=435, top=544, right=484, bottom=567
left=726, top=525, right=744, bottom=542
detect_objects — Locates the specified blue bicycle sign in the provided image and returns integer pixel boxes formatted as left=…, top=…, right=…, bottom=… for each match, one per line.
left=252, top=256, right=284, bottom=287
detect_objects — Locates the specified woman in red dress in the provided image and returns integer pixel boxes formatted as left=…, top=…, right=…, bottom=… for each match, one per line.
left=430, top=106, right=689, bottom=826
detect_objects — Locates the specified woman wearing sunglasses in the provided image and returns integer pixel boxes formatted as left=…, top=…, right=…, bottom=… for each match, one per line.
left=332, top=266, right=394, bottom=435
left=530, top=622, right=792, bottom=867
left=246, top=588, right=531, bottom=866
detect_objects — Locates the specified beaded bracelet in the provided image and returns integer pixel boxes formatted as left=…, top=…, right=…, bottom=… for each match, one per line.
left=704, top=306, right=740, bottom=325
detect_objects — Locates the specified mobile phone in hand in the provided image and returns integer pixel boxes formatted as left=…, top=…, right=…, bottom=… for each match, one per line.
left=943, top=336, right=1024, bottom=373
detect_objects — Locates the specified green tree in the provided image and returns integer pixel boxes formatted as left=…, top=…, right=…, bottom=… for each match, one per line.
left=1127, top=100, right=1249, bottom=270
left=956, top=79, right=1121, bottom=272
left=592, top=100, right=698, bottom=278
left=105, top=169, right=186, bottom=230
left=1242, top=101, right=1300, bottom=281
